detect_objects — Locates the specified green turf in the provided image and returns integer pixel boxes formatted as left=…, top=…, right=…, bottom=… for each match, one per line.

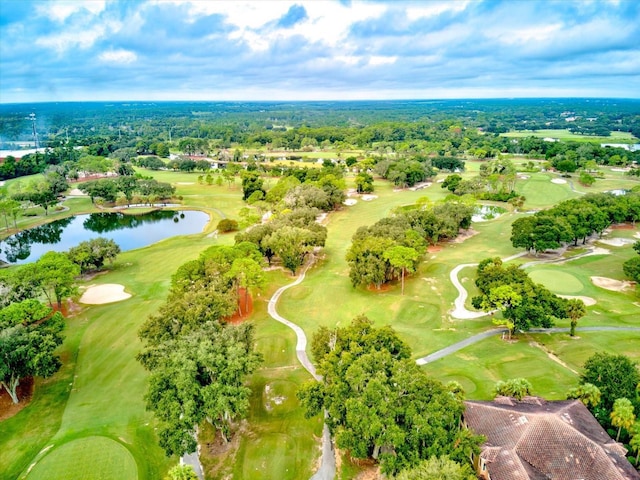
left=3, top=165, right=639, bottom=479
left=501, top=129, right=639, bottom=144
left=529, top=270, right=584, bottom=294
left=26, top=436, right=137, bottom=480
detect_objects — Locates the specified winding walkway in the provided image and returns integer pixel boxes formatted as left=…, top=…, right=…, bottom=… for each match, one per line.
left=450, top=252, right=528, bottom=320
left=267, top=258, right=336, bottom=480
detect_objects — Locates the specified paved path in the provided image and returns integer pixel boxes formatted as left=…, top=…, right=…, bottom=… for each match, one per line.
left=267, top=258, right=336, bottom=480
left=267, top=260, right=319, bottom=380
left=416, top=326, right=640, bottom=365
left=182, top=448, right=205, bottom=480
left=450, top=252, right=527, bottom=320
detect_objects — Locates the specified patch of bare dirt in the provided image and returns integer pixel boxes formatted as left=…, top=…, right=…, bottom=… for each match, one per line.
left=610, top=223, right=635, bottom=230
left=0, top=377, right=33, bottom=421
left=427, top=245, right=443, bottom=252
left=225, top=288, right=254, bottom=324
left=590, top=276, right=634, bottom=292
left=528, top=341, right=579, bottom=375
left=366, top=283, right=391, bottom=292
left=453, top=228, right=479, bottom=243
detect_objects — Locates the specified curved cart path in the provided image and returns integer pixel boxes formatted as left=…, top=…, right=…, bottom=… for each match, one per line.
left=450, top=252, right=528, bottom=319
left=267, top=258, right=336, bottom=480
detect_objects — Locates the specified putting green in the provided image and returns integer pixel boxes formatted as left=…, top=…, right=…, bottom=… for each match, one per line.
left=26, top=436, right=137, bottom=480
left=528, top=270, right=584, bottom=294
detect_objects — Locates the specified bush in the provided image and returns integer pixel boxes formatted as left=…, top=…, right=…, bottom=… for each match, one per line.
left=217, top=218, right=239, bottom=233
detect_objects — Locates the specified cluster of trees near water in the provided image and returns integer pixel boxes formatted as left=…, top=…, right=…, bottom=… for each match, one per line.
left=298, top=316, right=483, bottom=476
left=0, top=238, right=120, bottom=403
left=471, top=257, right=586, bottom=337
left=510, top=191, right=640, bottom=254
left=441, top=157, right=526, bottom=204
left=346, top=199, right=473, bottom=291
left=137, top=243, right=266, bottom=455
left=79, top=175, right=176, bottom=206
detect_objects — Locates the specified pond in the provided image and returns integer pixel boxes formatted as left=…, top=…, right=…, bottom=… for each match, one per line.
left=0, top=210, right=209, bottom=264
left=472, top=205, right=507, bottom=222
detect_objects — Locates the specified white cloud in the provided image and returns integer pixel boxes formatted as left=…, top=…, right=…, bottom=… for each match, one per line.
left=368, top=55, right=397, bottom=66
left=36, top=26, right=106, bottom=52
left=99, top=49, right=138, bottom=64
left=406, top=1, right=470, bottom=20
left=499, top=23, right=563, bottom=44
left=37, top=0, right=106, bottom=22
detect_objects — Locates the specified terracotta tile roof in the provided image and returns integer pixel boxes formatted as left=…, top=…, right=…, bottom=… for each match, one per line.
left=465, top=398, right=640, bottom=480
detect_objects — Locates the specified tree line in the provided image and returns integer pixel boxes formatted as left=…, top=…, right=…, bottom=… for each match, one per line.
left=346, top=199, right=474, bottom=290
left=511, top=191, right=640, bottom=254
left=137, top=243, right=266, bottom=455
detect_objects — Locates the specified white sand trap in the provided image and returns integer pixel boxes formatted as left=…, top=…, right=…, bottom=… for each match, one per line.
left=361, top=195, right=378, bottom=201
left=611, top=168, right=630, bottom=172
left=558, top=295, right=597, bottom=306
left=598, top=238, right=634, bottom=247
left=551, top=178, right=567, bottom=184
left=518, top=175, right=530, bottom=179
left=590, top=276, right=634, bottom=292
left=80, top=284, right=131, bottom=304
left=68, top=188, right=86, bottom=196
left=343, top=199, right=357, bottom=206
left=175, top=182, right=195, bottom=185
left=635, top=232, right=640, bottom=239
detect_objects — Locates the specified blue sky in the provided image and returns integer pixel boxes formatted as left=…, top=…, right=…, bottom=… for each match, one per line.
left=1, top=0, right=639, bottom=103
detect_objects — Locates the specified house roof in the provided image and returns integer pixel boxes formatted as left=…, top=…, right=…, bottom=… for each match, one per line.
left=465, top=397, right=640, bottom=480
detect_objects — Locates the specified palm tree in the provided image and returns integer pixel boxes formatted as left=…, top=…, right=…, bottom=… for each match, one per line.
left=610, top=398, right=635, bottom=442
left=566, top=383, right=601, bottom=408
left=566, top=298, right=586, bottom=337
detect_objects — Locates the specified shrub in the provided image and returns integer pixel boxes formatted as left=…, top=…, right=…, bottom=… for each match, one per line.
left=217, top=218, right=239, bottom=233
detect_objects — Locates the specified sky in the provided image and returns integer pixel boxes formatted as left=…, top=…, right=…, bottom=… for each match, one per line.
left=0, top=0, right=639, bottom=103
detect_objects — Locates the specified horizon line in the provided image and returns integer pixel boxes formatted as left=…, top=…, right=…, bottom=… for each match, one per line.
left=2, top=96, right=640, bottom=106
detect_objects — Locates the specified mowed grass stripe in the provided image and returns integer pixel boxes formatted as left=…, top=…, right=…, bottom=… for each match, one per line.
left=26, top=436, right=137, bottom=480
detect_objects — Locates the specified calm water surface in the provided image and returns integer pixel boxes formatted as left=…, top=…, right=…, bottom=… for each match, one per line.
left=0, top=210, right=209, bottom=264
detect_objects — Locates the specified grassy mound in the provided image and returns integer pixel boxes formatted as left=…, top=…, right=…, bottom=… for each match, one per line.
left=26, top=436, right=137, bottom=480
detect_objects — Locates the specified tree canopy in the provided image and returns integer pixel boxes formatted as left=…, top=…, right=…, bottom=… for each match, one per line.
left=0, top=300, right=65, bottom=403
left=298, top=316, right=481, bottom=476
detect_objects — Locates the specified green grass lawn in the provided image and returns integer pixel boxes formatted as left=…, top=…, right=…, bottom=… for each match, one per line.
left=26, top=436, right=137, bottom=480
left=501, top=129, right=639, bottom=144
left=2, top=165, right=639, bottom=479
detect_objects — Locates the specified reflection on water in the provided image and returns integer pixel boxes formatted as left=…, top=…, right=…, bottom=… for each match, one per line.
left=472, top=205, right=507, bottom=222
left=0, top=210, right=209, bottom=264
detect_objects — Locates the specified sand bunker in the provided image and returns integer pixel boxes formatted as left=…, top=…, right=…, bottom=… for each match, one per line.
left=558, top=295, right=597, bottom=306
left=598, top=238, right=634, bottom=247
left=80, top=284, right=131, bottom=304
left=590, top=276, right=634, bottom=292
left=68, top=188, right=86, bottom=196
left=551, top=178, right=567, bottom=184
left=343, top=199, right=358, bottom=206
left=175, top=182, right=195, bottom=185
left=361, top=195, right=378, bottom=201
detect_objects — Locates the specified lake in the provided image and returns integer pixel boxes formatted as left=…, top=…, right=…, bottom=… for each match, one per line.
left=0, top=210, right=210, bottom=264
